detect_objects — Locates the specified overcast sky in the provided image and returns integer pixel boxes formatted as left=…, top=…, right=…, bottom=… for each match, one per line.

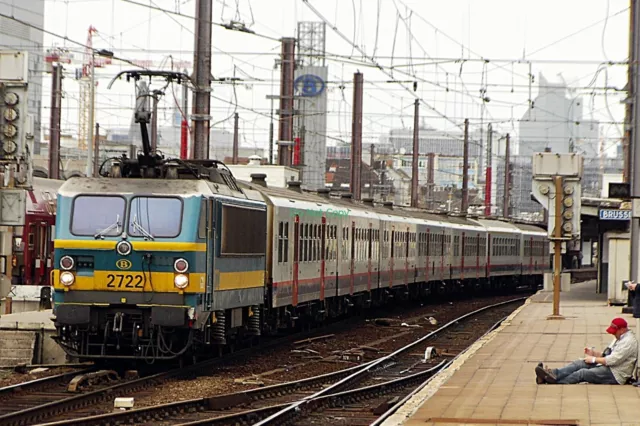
left=37, top=0, right=630, bottom=155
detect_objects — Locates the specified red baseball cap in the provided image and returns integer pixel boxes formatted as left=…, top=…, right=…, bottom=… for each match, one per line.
left=606, top=318, right=628, bottom=335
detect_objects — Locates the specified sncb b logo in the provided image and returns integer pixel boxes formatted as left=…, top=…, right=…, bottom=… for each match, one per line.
left=294, top=74, right=325, bottom=97
left=116, top=259, right=132, bottom=270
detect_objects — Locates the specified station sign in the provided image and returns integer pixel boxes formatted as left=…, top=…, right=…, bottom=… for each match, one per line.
left=599, top=209, right=631, bottom=221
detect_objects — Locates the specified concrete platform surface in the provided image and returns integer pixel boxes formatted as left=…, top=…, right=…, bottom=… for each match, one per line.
left=0, top=309, right=54, bottom=330
left=0, top=309, right=66, bottom=366
left=382, top=281, right=640, bottom=426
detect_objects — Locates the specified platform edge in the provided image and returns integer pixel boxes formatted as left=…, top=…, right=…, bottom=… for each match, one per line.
left=379, top=296, right=532, bottom=426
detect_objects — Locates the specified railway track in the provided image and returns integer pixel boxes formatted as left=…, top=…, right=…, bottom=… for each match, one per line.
left=37, top=297, right=523, bottom=426
left=0, top=368, right=97, bottom=418
left=0, top=313, right=380, bottom=426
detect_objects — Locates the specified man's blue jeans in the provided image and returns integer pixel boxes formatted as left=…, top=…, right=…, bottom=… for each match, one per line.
left=552, top=360, right=618, bottom=384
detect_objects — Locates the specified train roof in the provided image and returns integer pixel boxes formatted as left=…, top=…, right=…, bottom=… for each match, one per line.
left=59, top=177, right=213, bottom=197
left=511, top=222, right=547, bottom=235
left=57, top=177, right=264, bottom=203
left=237, top=181, right=547, bottom=235
left=473, top=218, right=523, bottom=234
left=28, top=177, right=65, bottom=216
left=239, top=181, right=491, bottom=228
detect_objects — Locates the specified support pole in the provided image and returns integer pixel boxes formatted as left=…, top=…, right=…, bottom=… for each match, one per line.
left=191, top=0, right=212, bottom=160
left=411, top=99, right=420, bottom=207
left=48, top=63, right=62, bottom=180
left=86, top=53, right=95, bottom=177
left=151, top=94, right=159, bottom=153
left=484, top=124, right=493, bottom=216
left=503, top=133, right=511, bottom=218
left=269, top=99, right=274, bottom=164
left=93, top=123, right=100, bottom=177
left=369, top=144, right=375, bottom=198
left=461, top=118, right=470, bottom=214
left=232, top=112, right=239, bottom=164
left=624, top=0, right=636, bottom=183
left=631, top=0, right=640, bottom=313
left=427, top=152, right=435, bottom=210
left=180, top=70, right=188, bottom=160
left=550, top=175, right=564, bottom=319
left=351, top=72, right=363, bottom=200
left=277, top=37, right=296, bottom=166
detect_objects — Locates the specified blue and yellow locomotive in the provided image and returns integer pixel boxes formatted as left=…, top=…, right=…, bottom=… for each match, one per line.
left=52, top=175, right=268, bottom=360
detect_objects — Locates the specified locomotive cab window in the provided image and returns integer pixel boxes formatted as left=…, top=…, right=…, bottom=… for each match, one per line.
left=129, top=196, right=182, bottom=238
left=71, top=195, right=126, bottom=236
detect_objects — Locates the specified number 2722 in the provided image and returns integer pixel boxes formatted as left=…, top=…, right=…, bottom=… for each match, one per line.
left=106, top=274, right=144, bottom=288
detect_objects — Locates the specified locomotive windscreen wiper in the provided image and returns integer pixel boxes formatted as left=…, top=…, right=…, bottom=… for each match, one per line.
left=94, top=215, right=121, bottom=240
left=131, top=214, right=155, bottom=240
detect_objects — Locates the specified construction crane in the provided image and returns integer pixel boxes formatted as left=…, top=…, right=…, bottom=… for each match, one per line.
left=76, top=26, right=111, bottom=151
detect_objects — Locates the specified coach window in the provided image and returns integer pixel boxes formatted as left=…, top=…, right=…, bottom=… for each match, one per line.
left=299, top=224, right=305, bottom=262
left=308, top=224, right=312, bottom=262
left=278, top=222, right=284, bottom=263
left=284, top=222, right=289, bottom=262
left=305, top=224, right=310, bottom=262
left=325, top=226, right=330, bottom=260
left=308, top=225, right=312, bottom=262
left=309, top=224, right=313, bottom=262
left=315, top=225, right=320, bottom=261
left=308, top=224, right=313, bottom=262
left=310, top=225, right=314, bottom=262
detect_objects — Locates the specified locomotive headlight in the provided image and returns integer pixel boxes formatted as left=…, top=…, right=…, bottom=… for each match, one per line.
left=60, top=271, right=75, bottom=286
left=60, top=255, right=74, bottom=270
left=174, top=274, right=188, bottom=289
left=174, top=258, right=188, bottom=273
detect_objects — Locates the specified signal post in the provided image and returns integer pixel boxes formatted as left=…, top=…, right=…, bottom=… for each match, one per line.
left=0, top=51, right=34, bottom=314
left=532, top=153, right=583, bottom=319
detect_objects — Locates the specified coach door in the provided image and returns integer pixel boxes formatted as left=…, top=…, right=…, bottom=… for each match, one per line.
left=292, top=215, right=300, bottom=306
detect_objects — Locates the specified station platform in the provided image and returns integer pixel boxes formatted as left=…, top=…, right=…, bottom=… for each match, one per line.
left=382, top=281, right=640, bottom=426
left=0, top=309, right=67, bottom=366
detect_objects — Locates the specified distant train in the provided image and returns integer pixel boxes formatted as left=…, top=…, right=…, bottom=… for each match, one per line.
left=50, top=168, right=550, bottom=362
left=10, top=177, right=62, bottom=286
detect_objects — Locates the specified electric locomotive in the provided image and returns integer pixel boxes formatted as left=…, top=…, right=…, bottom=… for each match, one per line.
left=52, top=71, right=268, bottom=361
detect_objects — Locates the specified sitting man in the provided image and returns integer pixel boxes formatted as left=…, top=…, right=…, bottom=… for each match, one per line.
left=535, top=317, right=638, bottom=385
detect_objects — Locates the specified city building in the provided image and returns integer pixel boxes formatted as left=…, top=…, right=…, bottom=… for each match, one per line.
left=0, top=0, right=44, bottom=154
left=388, top=124, right=483, bottom=168
left=392, top=153, right=480, bottom=190
left=519, top=73, right=600, bottom=158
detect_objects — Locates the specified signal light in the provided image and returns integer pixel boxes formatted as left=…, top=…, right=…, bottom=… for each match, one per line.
left=174, top=258, right=188, bottom=273
left=559, top=179, right=580, bottom=239
left=60, top=255, right=74, bottom=270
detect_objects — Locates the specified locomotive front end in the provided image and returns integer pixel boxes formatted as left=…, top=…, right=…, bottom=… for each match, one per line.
left=51, top=179, right=206, bottom=361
